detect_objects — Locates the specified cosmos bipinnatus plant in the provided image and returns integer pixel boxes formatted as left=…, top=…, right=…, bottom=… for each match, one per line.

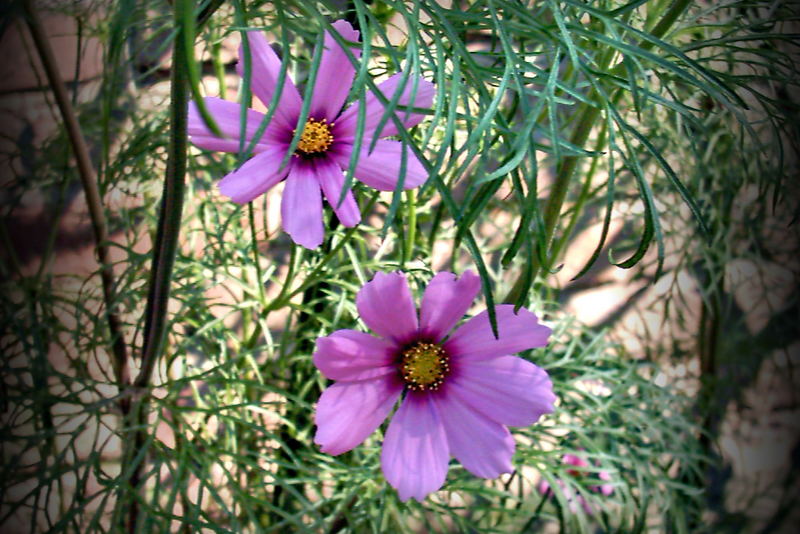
left=2, top=0, right=797, bottom=533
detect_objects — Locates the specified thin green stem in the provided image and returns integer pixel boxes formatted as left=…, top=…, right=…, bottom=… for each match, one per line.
left=198, top=0, right=224, bottom=27
left=248, top=202, right=266, bottom=306
left=212, top=39, right=227, bottom=101
left=403, top=189, right=417, bottom=263
left=134, top=4, right=191, bottom=389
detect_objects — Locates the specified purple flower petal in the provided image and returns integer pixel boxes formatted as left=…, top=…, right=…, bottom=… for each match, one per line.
left=314, top=376, right=403, bottom=456
left=217, top=145, right=291, bottom=204
left=597, top=470, right=614, bottom=496
left=330, top=139, right=427, bottom=191
left=381, top=393, right=449, bottom=502
left=312, top=157, right=361, bottom=227
left=355, top=272, right=418, bottom=344
left=237, top=31, right=302, bottom=130
left=313, top=329, right=398, bottom=381
left=537, top=478, right=551, bottom=495
left=336, top=73, right=435, bottom=140
left=281, top=160, right=324, bottom=249
left=309, top=20, right=361, bottom=122
left=564, top=453, right=590, bottom=469
left=433, top=391, right=515, bottom=479
left=189, top=135, right=247, bottom=154
left=444, top=304, right=551, bottom=362
left=419, top=270, right=481, bottom=342
left=188, top=97, right=283, bottom=153
left=446, top=356, right=555, bottom=427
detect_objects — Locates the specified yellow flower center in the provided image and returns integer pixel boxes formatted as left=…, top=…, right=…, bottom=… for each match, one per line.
left=400, top=342, right=450, bottom=391
left=295, top=118, right=334, bottom=154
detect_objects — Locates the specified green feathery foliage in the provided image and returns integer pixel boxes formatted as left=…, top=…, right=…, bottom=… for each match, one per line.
left=2, top=0, right=797, bottom=532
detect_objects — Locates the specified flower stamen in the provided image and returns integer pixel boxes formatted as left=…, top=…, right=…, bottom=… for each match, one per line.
left=295, top=118, right=334, bottom=154
left=400, top=342, right=449, bottom=391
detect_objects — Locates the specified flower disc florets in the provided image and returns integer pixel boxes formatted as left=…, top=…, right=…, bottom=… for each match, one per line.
left=295, top=118, right=334, bottom=154
left=400, top=342, right=449, bottom=391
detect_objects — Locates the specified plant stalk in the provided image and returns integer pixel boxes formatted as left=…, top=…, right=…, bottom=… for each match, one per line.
left=134, top=6, right=191, bottom=390
left=22, top=0, right=130, bottom=386
left=123, top=0, right=197, bottom=529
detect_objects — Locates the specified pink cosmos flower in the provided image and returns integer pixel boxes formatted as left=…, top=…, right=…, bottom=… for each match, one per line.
left=188, top=21, right=434, bottom=249
left=312, top=270, right=556, bottom=501
left=537, top=453, right=614, bottom=514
